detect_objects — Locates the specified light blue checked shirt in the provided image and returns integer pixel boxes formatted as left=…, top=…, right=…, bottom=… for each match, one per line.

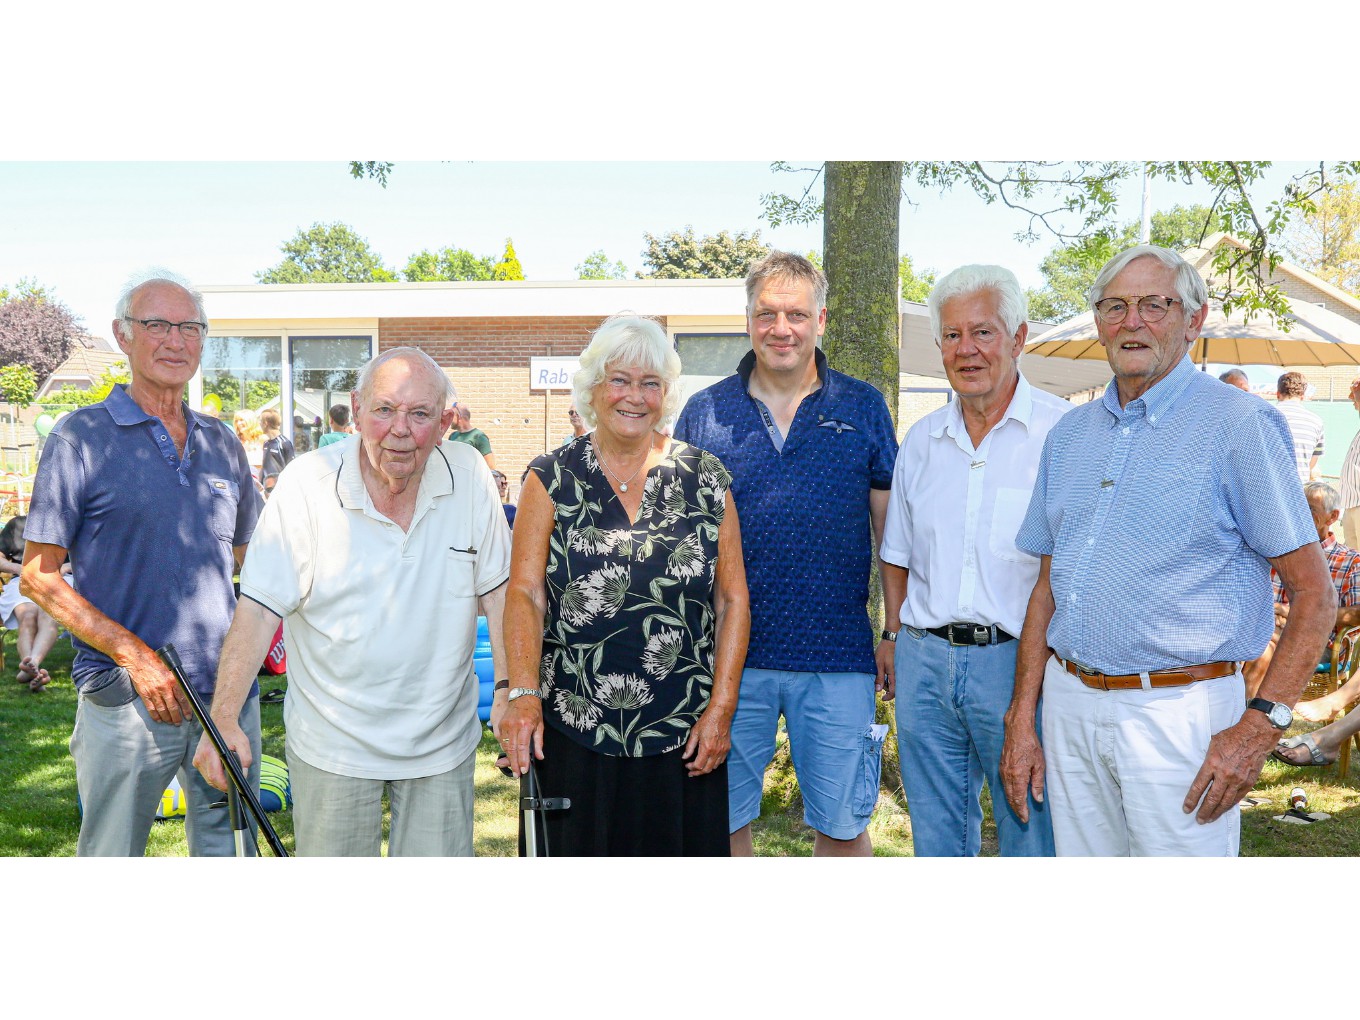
left=1016, top=355, right=1316, bottom=673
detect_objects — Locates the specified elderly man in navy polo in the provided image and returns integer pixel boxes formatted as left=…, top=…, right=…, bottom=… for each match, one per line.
left=22, top=270, right=263, bottom=856
left=880, top=265, right=1067, bottom=857
left=1000, top=244, right=1334, bottom=856
left=675, top=250, right=898, bottom=857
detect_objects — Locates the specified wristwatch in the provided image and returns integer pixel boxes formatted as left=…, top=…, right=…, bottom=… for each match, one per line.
left=881, top=629, right=899, bottom=643
left=507, top=687, right=544, bottom=703
left=1246, top=697, right=1293, bottom=730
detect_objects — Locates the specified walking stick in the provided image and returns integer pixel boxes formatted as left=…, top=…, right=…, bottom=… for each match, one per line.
left=498, top=750, right=570, bottom=857
left=156, top=643, right=289, bottom=857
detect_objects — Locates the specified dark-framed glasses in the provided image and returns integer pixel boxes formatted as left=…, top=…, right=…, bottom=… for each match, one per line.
left=1093, top=295, right=1180, bottom=324
left=126, top=318, right=206, bottom=341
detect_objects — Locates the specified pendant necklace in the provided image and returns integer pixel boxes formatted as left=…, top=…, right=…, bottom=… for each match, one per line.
left=596, top=441, right=646, bottom=492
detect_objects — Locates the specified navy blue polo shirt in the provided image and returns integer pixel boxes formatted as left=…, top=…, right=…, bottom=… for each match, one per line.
left=675, top=349, right=897, bottom=673
left=26, top=384, right=262, bottom=697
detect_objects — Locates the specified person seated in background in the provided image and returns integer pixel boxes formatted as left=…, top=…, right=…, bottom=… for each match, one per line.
left=1245, top=481, right=1360, bottom=714
left=0, top=515, right=66, bottom=691
left=317, top=404, right=353, bottom=448
left=1218, top=368, right=1251, bottom=392
left=1273, top=698, right=1360, bottom=767
left=491, top=469, right=515, bottom=528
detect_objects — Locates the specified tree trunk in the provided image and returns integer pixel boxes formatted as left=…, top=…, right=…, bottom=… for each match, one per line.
left=822, top=161, right=904, bottom=424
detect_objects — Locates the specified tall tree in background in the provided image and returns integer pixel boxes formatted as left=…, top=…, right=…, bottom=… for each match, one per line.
left=257, top=222, right=398, bottom=283
left=1284, top=179, right=1360, bottom=295
left=1027, top=203, right=1221, bottom=320
left=492, top=238, right=525, bottom=281
left=576, top=250, right=628, bottom=280
left=822, top=163, right=903, bottom=416
left=636, top=227, right=769, bottom=279
left=404, top=246, right=496, bottom=282
left=0, top=291, right=82, bottom=383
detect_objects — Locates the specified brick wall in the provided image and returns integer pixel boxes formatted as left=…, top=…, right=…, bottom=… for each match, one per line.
left=379, top=315, right=609, bottom=502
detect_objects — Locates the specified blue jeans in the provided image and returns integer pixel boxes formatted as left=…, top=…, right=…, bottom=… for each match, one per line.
left=71, top=666, right=261, bottom=857
left=895, top=629, right=1053, bottom=857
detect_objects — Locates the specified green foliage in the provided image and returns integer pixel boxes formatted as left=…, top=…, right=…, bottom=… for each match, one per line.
left=256, top=222, right=398, bottom=284
left=0, top=365, right=37, bottom=407
left=804, top=250, right=823, bottom=270
left=44, top=364, right=130, bottom=409
left=636, top=227, right=769, bottom=279
left=0, top=278, right=51, bottom=304
left=202, top=374, right=280, bottom=417
left=404, top=247, right=496, bottom=282
left=1283, top=179, right=1360, bottom=296
left=349, top=161, right=394, bottom=188
left=764, top=161, right=1360, bottom=322
left=575, top=250, right=628, bottom=280
left=492, top=238, right=525, bottom=281
left=899, top=253, right=936, bottom=302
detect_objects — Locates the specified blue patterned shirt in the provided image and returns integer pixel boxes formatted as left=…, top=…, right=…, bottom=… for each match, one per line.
left=675, top=349, right=898, bottom=673
left=1016, top=355, right=1316, bottom=672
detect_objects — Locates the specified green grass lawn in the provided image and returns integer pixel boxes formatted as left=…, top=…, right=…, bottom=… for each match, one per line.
left=3, top=636, right=1358, bottom=856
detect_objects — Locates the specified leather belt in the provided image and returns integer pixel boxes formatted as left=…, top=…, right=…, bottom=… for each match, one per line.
left=1060, top=657, right=1237, bottom=692
left=927, top=623, right=1016, bottom=646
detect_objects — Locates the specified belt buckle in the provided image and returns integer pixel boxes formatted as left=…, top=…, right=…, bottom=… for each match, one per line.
left=972, top=625, right=991, bottom=646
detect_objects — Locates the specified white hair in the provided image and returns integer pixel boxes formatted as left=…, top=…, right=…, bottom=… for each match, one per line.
left=927, top=264, right=1029, bottom=342
left=1088, top=244, right=1208, bottom=318
left=572, top=314, right=682, bottom=429
left=356, top=347, right=456, bottom=409
left=114, top=268, right=207, bottom=340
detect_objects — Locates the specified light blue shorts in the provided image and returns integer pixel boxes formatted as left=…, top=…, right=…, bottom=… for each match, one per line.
left=727, top=668, right=883, bottom=840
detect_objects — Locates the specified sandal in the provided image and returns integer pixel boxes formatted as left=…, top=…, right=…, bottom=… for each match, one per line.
left=1271, top=732, right=1335, bottom=767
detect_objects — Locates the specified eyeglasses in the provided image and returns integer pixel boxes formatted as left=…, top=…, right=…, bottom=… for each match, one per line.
left=1093, top=295, right=1180, bottom=324
left=125, top=318, right=206, bottom=341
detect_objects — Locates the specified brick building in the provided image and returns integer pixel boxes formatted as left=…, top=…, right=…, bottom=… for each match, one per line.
left=198, top=279, right=1114, bottom=496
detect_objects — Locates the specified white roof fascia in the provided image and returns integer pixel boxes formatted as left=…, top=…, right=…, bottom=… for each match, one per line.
left=198, top=279, right=748, bottom=321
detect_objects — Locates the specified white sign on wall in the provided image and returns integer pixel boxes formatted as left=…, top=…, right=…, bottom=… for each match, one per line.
left=529, top=356, right=581, bottom=390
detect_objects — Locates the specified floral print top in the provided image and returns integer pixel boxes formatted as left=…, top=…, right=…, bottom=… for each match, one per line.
left=529, top=435, right=733, bottom=757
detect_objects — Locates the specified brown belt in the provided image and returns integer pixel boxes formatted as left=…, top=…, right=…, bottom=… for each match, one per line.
left=1060, top=657, right=1238, bottom=692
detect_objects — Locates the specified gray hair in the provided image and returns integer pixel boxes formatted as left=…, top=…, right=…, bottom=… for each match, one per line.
left=355, top=347, right=456, bottom=410
left=1218, top=368, right=1249, bottom=387
left=572, top=314, right=682, bottom=429
left=114, top=268, right=208, bottom=340
left=745, top=250, right=827, bottom=313
left=1305, top=480, right=1340, bottom=516
left=927, top=264, right=1029, bottom=343
left=1088, top=244, right=1208, bottom=318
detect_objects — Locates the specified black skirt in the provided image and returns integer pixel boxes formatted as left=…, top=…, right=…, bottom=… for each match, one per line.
left=519, top=723, right=730, bottom=857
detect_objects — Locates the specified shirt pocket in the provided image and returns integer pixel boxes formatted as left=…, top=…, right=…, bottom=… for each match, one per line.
left=446, top=548, right=477, bottom=600
left=989, top=486, right=1037, bottom=564
left=204, top=476, right=241, bottom=543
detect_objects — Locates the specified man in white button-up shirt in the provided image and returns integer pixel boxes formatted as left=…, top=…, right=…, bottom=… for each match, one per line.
left=878, top=265, right=1070, bottom=856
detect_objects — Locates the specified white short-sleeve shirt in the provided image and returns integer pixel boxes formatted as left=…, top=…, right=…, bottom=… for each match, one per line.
left=879, top=374, right=1072, bottom=636
left=240, top=435, right=511, bottom=780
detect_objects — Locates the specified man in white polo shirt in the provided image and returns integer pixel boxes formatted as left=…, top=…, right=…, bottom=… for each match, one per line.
left=879, top=265, right=1069, bottom=856
left=194, top=347, right=511, bottom=856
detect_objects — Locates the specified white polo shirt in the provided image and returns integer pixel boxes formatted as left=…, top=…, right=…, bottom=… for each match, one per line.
left=239, top=435, right=511, bottom=780
left=880, top=374, right=1072, bottom=637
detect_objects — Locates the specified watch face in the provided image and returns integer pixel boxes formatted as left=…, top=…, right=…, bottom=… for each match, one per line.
left=1268, top=703, right=1293, bottom=728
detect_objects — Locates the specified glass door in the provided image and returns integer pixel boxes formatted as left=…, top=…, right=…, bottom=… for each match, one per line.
left=288, top=336, right=373, bottom=452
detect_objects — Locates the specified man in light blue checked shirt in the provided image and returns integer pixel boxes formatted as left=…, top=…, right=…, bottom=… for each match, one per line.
left=1000, top=243, right=1336, bottom=856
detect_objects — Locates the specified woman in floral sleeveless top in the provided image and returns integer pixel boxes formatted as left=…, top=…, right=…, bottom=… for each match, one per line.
left=497, top=314, right=749, bottom=855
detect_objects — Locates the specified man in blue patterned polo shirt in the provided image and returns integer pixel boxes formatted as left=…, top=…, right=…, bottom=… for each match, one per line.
left=999, top=244, right=1334, bottom=856
left=675, top=251, right=898, bottom=857
left=23, top=271, right=263, bottom=856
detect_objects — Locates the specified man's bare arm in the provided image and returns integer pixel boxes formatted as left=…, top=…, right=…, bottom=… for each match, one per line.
left=1001, top=555, right=1056, bottom=823
left=1183, top=542, right=1335, bottom=823
left=193, top=597, right=281, bottom=792
left=21, top=540, right=191, bottom=724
